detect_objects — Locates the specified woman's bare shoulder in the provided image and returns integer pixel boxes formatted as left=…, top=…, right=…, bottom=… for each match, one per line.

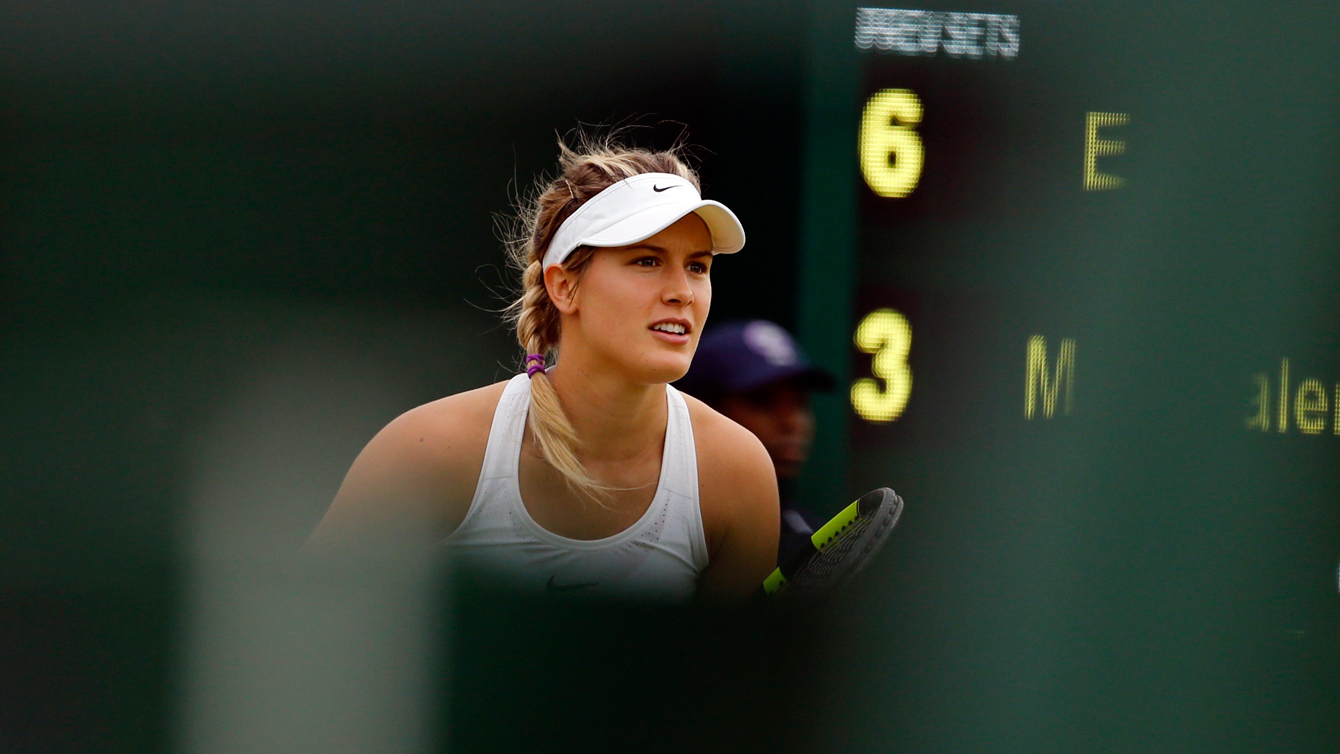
left=372, top=380, right=513, bottom=509
left=682, top=394, right=768, bottom=471
left=401, top=380, right=510, bottom=452
left=306, top=380, right=511, bottom=552
left=680, top=395, right=778, bottom=525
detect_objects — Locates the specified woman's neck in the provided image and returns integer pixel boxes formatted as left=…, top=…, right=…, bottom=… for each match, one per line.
left=545, top=349, right=666, bottom=465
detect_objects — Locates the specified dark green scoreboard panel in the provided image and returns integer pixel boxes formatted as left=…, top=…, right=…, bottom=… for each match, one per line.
left=796, top=3, right=1340, bottom=752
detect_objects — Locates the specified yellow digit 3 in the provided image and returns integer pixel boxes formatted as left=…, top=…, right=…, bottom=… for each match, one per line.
left=851, top=309, right=913, bottom=423
left=858, top=89, right=924, bottom=198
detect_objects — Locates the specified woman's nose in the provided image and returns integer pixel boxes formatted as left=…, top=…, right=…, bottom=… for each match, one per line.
left=662, top=268, right=694, bottom=305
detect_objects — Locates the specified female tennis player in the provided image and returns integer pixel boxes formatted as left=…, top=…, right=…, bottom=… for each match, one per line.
left=307, top=138, right=779, bottom=601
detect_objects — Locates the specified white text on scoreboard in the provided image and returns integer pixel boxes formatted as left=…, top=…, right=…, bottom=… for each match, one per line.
left=855, top=7, right=1020, bottom=60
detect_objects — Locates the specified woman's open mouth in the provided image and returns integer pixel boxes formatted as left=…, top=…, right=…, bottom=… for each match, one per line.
left=649, top=320, right=691, bottom=345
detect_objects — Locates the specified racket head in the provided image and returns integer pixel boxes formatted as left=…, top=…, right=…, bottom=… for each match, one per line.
left=762, top=487, right=903, bottom=597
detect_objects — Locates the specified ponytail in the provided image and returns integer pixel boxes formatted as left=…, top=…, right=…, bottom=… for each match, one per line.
left=511, top=257, right=607, bottom=497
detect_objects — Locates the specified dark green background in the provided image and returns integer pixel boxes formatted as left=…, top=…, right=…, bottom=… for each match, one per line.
left=795, top=2, right=1340, bottom=753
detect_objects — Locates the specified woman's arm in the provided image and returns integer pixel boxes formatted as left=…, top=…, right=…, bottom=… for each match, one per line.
left=692, top=406, right=782, bottom=600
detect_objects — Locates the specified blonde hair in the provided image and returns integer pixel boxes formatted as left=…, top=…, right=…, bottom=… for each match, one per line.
left=503, top=133, right=701, bottom=500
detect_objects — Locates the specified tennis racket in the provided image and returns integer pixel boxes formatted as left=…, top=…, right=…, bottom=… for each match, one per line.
left=762, top=487, right=903, bottom=597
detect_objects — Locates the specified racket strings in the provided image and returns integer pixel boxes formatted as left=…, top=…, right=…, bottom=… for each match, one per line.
left=788, top=517, right=873, bottom=590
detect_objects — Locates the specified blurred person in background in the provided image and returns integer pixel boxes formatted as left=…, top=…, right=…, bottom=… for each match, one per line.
left=675, top=320, right=835, bottom=563
left=307, top=136, right=779, bottom=601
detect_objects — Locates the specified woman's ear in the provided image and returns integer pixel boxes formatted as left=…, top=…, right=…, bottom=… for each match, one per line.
left=543, top=264, right=580, bottom=315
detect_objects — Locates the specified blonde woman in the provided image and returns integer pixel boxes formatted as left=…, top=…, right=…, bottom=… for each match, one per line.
left=308, top=139, right=779, bottom=601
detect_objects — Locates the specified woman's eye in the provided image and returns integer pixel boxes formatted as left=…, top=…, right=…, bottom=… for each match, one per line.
left=688, top=262, right=708, bottom=274
left=635, top=257, right=658, bottom=267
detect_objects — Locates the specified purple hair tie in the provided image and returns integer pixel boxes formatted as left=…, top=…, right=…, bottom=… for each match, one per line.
left=524, top=354, right=546, bottom=378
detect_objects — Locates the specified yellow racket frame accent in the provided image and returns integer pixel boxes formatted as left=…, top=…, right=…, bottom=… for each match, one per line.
left=761, top=498, right=863, bottom=594
left=809, top=499, right=862, bottom=550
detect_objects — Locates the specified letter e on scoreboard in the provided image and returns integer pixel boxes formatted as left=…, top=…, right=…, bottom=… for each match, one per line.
left=1084, top=112, right=1128, bottom=191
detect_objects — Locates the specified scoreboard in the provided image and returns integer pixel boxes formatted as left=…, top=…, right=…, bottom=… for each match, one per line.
left=795, top=2, right=1340, bottom=751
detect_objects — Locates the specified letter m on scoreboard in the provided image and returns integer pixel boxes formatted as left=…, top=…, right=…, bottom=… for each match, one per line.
left=1026, top=336, right=1076, bottom=419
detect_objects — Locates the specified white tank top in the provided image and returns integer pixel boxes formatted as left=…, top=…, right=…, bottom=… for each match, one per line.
left=440, top=373, right=710, bottom=601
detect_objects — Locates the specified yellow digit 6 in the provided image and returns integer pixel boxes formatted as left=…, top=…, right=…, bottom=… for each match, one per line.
left=851, top=309, right=913, bottom=423
left=858, top=89, right=924, bottom=198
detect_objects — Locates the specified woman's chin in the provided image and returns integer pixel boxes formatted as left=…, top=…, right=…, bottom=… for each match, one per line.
left=634, top=355, right=693, bottom=386
left=593, top=340, right=693, bottom=385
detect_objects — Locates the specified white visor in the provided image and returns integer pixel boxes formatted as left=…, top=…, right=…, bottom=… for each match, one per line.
left=542, top=172, right=745, bottom=270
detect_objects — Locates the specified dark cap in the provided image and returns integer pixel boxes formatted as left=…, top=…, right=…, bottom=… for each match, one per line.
left=676, top=320, right=836, bottom=399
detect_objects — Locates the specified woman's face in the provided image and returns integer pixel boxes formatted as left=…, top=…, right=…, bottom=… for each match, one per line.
left=555, top=214, right=715, bottom=385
